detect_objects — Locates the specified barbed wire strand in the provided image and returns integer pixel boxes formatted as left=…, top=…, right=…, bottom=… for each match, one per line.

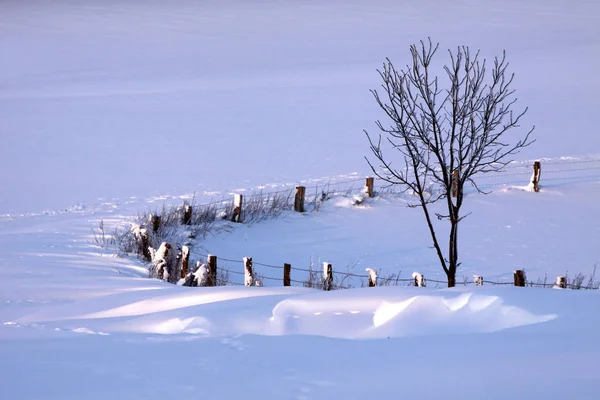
left=490, top=158, right=600, bottom=170
left=218, top=256, right=244, bottom=264
left=476, top=166, right=600, bottom=180
left=253, top=261, right=285, bottom=269
left=219, top=179, right=366, bottom=201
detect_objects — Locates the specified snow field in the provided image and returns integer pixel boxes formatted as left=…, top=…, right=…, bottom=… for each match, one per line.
left=2, top=0, right=600, bottom=398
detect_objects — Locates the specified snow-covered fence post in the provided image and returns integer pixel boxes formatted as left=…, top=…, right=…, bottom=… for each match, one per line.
left=513, top=270, right=526, bottom=287
left=132, top=225, right=151, bottom=261
left=474, top=275, right=483, bottom=286
left=452, top=169, right=459, bottom=198
left=181, top=246, right=190, bottom=279
left=141, top=231, right=151, bottom=261
left=195, top=261, right=209, bottom=287
left=150, top=214, right=161, bottom=233
left=412, top=272, right=426, bottom=287
left=555, top=276, right=566, bottom=289
left=207, top=255, right=217, bottom=286
left=366, top=268, right=377, bottom=287
left=283, top=263, right=291, bottom=287
left=323, top=262, right=333, bottom=291
left=244, top=257, right=254, bottom=286
left=232, top=194, right=243, bottom=223
left=183, top=204, right=192, bottom=225
left=294, top=186, right=306, bottom=212
left=175, top=247, right=183, bottom=280
left=365, top=177, right=374, bottom=198
left=151, top=242, right=175, bottom=282
left=531, top=161, right=541, bottom=192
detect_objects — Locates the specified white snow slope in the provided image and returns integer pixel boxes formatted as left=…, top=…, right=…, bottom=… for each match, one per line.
left=1, top=1, right=600, bottom=399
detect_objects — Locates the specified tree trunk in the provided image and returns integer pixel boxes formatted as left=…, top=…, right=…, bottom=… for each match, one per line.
left=447, top=270, right=456, bottom=288
left=447, top=216, right=459, bottom=288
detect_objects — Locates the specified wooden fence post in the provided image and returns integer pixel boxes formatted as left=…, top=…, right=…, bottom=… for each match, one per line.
left=555, top=276, right=566, bottom=289
left=531, top=161, right=541, bottom=192
left=207, top=255, right=217, bottom=286
left=142, top=230, right=151, bottom=261
left=181, top=246, right=190, bottom=279
left=513, top=270, right=525, bottom=287
left=176, top=247, right=182, bottom=279
left=365, top=177, right=374, bottom=198
left=244, top=257, right=254, bottom=286
left=366, top=268, right=377, bottom=287
left=413, top=272, right=425, bottom=287
left=283, top=263, right=291, bottom=287
left=294, top=186, right=306, bottom=212
left=183, top=204, right=192, bottom=225
left=150, top=214, right=161, bottom=233
left=323, top=262, right=333, bottom=291
left=153, top=242, right=172, bottom=281
left=232, top=194, right=243, bottom=223
left=134, top=228, right=151, bottom=261
left=474, top=275, right=483, bottom=286
left=452, top=169, right=459, bottom=198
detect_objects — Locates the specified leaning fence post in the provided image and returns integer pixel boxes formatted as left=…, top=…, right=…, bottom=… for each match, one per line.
left=412, top=272, right=425, bottom=287
left=231, top=194, right=243, bottom=223
left=141, top=230, right=151, bottom=261
left=474, top=275, right=483, bottom=286
left=283, top=263, right=291, bottom=287
left=183, top=204, right=192, bottom=225
left=531, top=161, right=541, bottom=192
left=133, top=227, right=151, bottom=261
left=244, top=257, right=254, bottom=286
left=294, top=186, right=306, bottom=212
left=207, top=255, right=217, bottom=286
left=150, top=214, right=161, bottom=233
left=181, top=246, right=190, bottom=279
left=513, top=270, right=526, bottom=287
left=366, top=268, right=377, bottom=287
left=452, top=169, right=460, bottom=198
left=323, top=262, right=333, bottom=291
left=365, top=177, right=374, bottom=198
left=555, top=276, right=566, bottom=289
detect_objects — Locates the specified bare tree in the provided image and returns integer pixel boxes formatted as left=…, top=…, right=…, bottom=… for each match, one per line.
left=364, top=39, right=534, bottom=287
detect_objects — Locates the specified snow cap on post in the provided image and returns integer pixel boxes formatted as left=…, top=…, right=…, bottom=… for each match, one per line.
left=366, top=268, right=377, bottom=287
left=412, top=272, right=425, bottom=287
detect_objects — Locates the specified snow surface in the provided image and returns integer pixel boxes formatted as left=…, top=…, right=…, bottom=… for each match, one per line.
left=2, top=1, right=600, bottom=399
left=1, top=164, right=599, bottom=399
left=1, top=0, right=599, bottom=214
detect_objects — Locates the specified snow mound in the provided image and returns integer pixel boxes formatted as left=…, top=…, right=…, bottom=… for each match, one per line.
left=15, top=286, right=568, bottom=339
left=270, top=288, right=556, bottom=338
left=372, top=292, right=555, bottom=336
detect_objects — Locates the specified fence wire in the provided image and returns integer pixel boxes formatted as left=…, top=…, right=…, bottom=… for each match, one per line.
left=183, top=259, right=599, bottom=290
left=153, top=158, right=600, bottom=290
left=186, top=158, right=600, bottom=209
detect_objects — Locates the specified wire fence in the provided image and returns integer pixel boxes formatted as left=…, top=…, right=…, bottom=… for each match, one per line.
left=187, top=250, right=599, bottom=291
left=138, top=157, right=600, bottom=291
left=160, top=157, right=600, bottom=224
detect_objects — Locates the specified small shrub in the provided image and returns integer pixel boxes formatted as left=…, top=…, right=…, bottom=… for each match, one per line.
left=568, top=273, right=586, bottom=290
